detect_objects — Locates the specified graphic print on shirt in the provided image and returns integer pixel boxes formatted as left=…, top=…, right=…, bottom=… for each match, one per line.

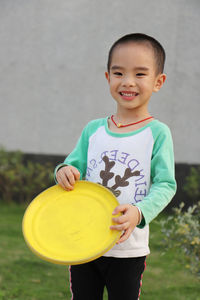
left=86, top=148, right=148, bottom=204
left=99, top=156, right=140, bottom=197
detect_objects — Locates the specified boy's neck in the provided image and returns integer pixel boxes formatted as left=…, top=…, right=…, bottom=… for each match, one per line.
left=108, top=109, right=154, bottom=134
left=115, top=107, right=151, bottom=124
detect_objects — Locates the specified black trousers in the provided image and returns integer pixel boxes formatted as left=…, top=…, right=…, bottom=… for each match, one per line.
left=69, top=256, right=146, bottom=300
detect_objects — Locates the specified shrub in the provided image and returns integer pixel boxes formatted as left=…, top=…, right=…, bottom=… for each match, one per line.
left=161, top=202, right=200, bottom=276
left=184, top=166, right=200, bottom=199
left=161, top=166, right=200, bottom=277
left=0, top=148, right=54, bottom=204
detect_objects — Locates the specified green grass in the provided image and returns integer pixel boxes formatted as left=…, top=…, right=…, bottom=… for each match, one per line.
left=0, top=203, right=199, bottom=300
left=141, top=220, right=200, bottom=300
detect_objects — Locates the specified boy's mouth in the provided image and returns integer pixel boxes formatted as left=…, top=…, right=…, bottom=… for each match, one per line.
left=119, top=91, right=139, bottom=100
left=119, top=92, right=139, bottom=96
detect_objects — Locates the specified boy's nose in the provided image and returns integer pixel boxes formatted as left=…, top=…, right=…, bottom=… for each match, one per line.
left=122, top=76, right=136, bottom=87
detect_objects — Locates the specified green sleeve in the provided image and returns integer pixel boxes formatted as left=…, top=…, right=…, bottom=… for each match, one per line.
left=57, top=125, right=89, bottom=180
left=54, top=119, right=105, bottom=181
left=136, top=124, right=177, bottom=228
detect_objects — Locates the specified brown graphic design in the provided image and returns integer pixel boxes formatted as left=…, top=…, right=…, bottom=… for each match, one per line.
left=99, top=156, right=140, bottom=197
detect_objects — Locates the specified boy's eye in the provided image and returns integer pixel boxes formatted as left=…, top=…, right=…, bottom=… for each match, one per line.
left=136, top=73, right=146, bottom=77
left=113, top=72, right=123, bottom=76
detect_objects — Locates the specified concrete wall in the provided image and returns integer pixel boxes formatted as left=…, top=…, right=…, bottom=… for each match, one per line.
left=0, top=0, right=199, bottom=163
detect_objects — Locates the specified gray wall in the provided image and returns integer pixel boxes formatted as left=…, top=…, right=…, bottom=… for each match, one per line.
left=0, top=0, right=200, bottom=163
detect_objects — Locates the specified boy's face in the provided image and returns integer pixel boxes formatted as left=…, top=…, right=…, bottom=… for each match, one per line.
left=105, top=42, right=166, bottom=115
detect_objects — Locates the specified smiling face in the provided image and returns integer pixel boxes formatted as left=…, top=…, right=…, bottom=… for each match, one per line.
left=105, top=42, right=166, bottom=117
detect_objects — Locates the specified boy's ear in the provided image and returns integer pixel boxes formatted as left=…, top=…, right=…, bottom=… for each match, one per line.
left=153, top=73, right=166, bottom=92
left=105, top=71, right=110, bottom=83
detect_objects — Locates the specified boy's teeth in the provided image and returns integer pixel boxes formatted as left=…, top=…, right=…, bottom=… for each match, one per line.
left=121, top=92, right=136, bottom=96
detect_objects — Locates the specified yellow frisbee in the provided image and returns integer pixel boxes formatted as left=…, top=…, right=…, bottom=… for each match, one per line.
left=22, top=181, right=122, bottom=265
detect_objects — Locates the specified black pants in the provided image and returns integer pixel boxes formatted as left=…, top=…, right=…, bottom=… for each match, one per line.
left=69, top=256, right=146, bottom=300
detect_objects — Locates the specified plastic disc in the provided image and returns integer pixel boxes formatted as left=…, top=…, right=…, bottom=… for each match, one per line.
left=22, top=181, right=122, bottom=265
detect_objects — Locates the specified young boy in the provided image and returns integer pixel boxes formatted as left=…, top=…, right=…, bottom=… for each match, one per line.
left=55, top=33, right=176, bottom=300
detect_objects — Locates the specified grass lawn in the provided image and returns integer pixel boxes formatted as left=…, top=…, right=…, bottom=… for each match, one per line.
left=0, top=203, right=199, bottom=300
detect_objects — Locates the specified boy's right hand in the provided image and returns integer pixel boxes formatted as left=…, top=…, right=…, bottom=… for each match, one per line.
left=56, top=165, right=80, bottom=191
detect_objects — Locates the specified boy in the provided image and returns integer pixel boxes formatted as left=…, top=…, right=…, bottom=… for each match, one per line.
left=55, top=33, right=176, bottom=300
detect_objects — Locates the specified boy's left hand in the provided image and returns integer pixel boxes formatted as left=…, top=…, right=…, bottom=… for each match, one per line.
left=110, top=204, right=140, bottom=244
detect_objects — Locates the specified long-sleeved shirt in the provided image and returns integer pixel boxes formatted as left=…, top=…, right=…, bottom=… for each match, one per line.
left=55, top=118, right=176, bottom=257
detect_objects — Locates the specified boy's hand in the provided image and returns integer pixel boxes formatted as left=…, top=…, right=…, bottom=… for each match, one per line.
left=110, top=204, right=141, bottom=244
left=56, top=165, right=80, bottom=190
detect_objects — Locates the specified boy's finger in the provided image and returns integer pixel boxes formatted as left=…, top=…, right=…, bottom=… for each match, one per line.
left=112, top=204, right=128, bottom=215
left=117, top=229, right=132, bottom=244
left=57, top=178, right=67, bottom=190
left=57, top=173, right=73, bottom=190
left=66, top=170, right=76, bottom=186
left=112, top=214, right=127, bottom=224
left=110, top=221, right=129, bottom=231
left=73, top=169, right=80, bottom=180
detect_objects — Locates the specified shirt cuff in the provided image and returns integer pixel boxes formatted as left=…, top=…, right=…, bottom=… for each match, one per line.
left=135, top=206, right=142, bottom=225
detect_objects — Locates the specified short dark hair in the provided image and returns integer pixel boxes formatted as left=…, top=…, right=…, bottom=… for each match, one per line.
left=107, top=33, right=166, bottom=74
